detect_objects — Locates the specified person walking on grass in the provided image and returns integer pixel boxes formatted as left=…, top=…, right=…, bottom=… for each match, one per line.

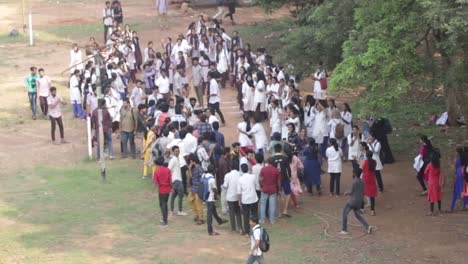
left=238, top=163, right=260, bottom=236
left=223, top=161, right=243, bottom=233
left=259, top=158, right=281, bottom=225
left=153, top=157, right=172, bottom=227
left=187, top=155, right=205, bottom=225
left=205, top=164, right=228, bottom=236
left=120, top=98, right=138, bottom=159
left=24, top=66, right=39, bottom=120
left=168, top=145, right=188, bottom=216
left=246, top=216, right=265, bottom=264
left=339, top=170, right=373, bottom=235
left=425, top=150, right=444, bottom=216
left=47, top=87, right=68, bottom=145
left=326, top=138, right=343, bottom=196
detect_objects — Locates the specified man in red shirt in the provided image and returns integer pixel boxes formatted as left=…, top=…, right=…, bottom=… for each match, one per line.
left=259, top=158, right=281, bottom=225
left=153, top=157, right=172, bottom=227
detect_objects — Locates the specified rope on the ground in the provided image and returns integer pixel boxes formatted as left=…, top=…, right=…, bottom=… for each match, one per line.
left=298, top=207, right=378, bottom=239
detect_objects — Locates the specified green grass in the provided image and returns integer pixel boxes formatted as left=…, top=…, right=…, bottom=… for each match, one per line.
left=235, top=19, right=292, bottom=55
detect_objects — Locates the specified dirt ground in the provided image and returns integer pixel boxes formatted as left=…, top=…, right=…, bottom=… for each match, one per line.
left=0, top=1, right=467, bottom=264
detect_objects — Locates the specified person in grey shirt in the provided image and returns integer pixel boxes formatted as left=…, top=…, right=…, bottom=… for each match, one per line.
left=339, top=170, right=373, bottom=235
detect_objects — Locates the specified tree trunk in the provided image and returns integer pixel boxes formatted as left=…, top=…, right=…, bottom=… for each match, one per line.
left=440, top=55, right=459, bottom=126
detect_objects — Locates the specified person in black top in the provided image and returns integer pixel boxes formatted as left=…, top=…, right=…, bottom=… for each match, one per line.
left=370, top=117, right=395, bottom=164
left=270, top=144, right=293, bottom=217
left=112, top=1, right=123, bottom=25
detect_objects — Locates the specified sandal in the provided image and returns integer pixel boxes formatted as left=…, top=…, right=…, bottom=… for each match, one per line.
left=426, top=212, right=435, bottom=216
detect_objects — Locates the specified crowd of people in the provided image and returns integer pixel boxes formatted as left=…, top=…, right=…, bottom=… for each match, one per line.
left=22, top=1, right=468, bottom=263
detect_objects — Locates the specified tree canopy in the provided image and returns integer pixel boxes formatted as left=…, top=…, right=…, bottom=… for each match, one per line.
left=260, top=0, right=468, bottom=132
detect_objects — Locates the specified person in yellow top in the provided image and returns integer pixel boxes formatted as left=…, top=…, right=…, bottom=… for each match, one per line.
left=143, top=125, right=157, bottom=179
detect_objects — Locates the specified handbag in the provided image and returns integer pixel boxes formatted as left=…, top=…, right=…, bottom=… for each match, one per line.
left=319, top=78, right=328, bottom=90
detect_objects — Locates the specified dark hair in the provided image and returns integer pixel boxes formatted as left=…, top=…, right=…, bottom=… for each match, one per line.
left=171, top=145, right=179, bottom=152
left=343, top=103, right=352, bottom=113
left=199, top=114, right=207, bottom=123
left=420, top=135, right=433, bottom=151
left=207, top=164, right=215, bottom=173
left=179, top=129, right=187, bottom=139
left=360, top=142, right=369, bottom=151
left=188, top=154, right=201, bottom=165
left=222, top=147, right=230, bottom=156
left=50, top=86, right=57, bottom=92
left=154, top=157, right=165, bottom=166
left=137, top=104, right=147, bottom=111
left=160, top=103, right=169, bottom=113
left=272, top=132, right=281, bottom=141
left=240, top=163, right=249, bottom=173
left=431, top=149, right=441, bottom=168
left=249, top=216, right=259, bottom=224
left=274, top=144, right=282, bottom=153
left=366, top=151, right=376, bottom=172
left=212, top=121, right=220, bottom=131
left=243, top=113, right=251, bottom=132
left=232, top=142, right=241, bottom=148
left=255, top=153, right=264, bottom=164
left=329, top=138, right=339, bottom=151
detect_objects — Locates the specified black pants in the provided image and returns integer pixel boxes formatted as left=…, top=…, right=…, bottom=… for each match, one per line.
left=208, top=102, right=225, bottom=124
left=430, top=201, right=442, bottom=212
left=228, top=201, right=242, bottom=232
left=159, top=193, right=169, bottom=224
left=242, top=203, right=258, bottom=235
left=375, top=170, right=384, bottom=192
left=170, top=180, right=184, bottom=212
left=207, top=201, right=223, bottom=234
left=50, top=116, right=64, bottom=141
left=181, top=165, right=188, bottom=194
left=329, top=173, right=341, bottom=195
left=417, top=164, right=428, bottom=191
left=39, top=96, right=48, bottom=116
left=362, top=197, right=376, bottom=211
left=225, top=2, right=236, bottom=21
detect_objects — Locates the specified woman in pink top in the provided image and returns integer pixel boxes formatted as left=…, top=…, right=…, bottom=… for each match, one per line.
left=424, top=151, right=444, bottom=216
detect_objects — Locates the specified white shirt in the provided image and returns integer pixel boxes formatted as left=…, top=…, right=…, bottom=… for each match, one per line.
left=254, top=80, right=266, bottom=104
left=208, top=79, right=220, bottom=104
left=183, top=133, right=198, bottom=155
left=237, top=173, right=259, bottom=204
left=248, top=123, right=268, bottom=151
left=148, top=93, right=163, bottom=105
left=326, top=146, right=343, bottom=173
left=267, top=83, right=280, bottom=100
left=69, top=75, right=81, bottom=103
left=205, top=173, right=217, bottom=202
left=197, top=146, right=210, bottom=171
left=37, top=76, right=51, bottom=97
left=168, top=155, right=182, bottom=182
left=223, top=170, right=241, bottom=202
left=155, top=76, right=170, bottom=94
left=347, top=133, right=364, bottom=160
left=328, top=118, right=342, bottom=139
left=342, top=111, right=353, bottom=136
left=130, top=87, right=143, bottom=108
left=208, top=115, right=220, bottom=127
left=369, top=140, right=383, bottom=170
left=166, top=139, right=187, bottom=167
left=238, top=122, right=253, bottom=147
left=251, top=225, right=263, bottom=256
left=251, top=164, right=263, bottom=188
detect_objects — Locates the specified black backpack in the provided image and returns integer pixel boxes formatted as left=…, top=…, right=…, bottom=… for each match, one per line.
left=256, top=226, right=270, bottom=253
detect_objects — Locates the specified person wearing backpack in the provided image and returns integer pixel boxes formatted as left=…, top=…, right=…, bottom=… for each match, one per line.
left=246, top=216, right=265, bottom=264
left=204, top=164, right=228, bottom=236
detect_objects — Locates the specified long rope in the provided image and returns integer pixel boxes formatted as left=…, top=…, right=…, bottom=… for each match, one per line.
left=298, top=207, right=378, bottom=239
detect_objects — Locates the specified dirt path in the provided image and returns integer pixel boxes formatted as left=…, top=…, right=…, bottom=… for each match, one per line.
left=0, top=1, right=467, bottom=264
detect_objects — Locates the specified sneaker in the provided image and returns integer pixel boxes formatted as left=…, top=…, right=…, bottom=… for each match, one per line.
left=177, top=211, right=188, bottom=216
left=338, top=230, right=349, bottom=235
left=367, top=226, right=373, bottom=234
left=60, top=139, right=69, bottom=144
left=219, top=219, right=228, bottom=225
left=160, top=223, right=168, bottom=228
left=109, top=156, right=115, bottom=160
left=420, top=190, right=428, bottom=196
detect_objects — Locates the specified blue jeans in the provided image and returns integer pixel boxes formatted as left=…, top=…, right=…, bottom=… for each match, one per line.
left=342, top=203, right=369, bottom=232
left=28, top=92, right=37, bottom=116
left=71, top=101, right=84, bottom=118
left=246, top=255, right=265, bottom=264
left=120, top=131, right=136, bottom=158
left=260, top=192, right=277, bottom=224
left=97, top=130, right=114, bottom=159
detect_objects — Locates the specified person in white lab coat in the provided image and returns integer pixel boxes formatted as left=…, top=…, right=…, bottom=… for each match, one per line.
left=69, top=70, right=83, bottom=118
left=368, top=133, right=384, bottom=192
left=326, top=138, right=343, bottom=196
left=69, top=43, right=84, bottom=74
left=312, top=62, right=326, bottom=100
left=304, top=95, right=317, bottom=140
left=341, top=103, right=353, bottom=160
left=242, top=75, right=256, bottom=116
left=254, top=71, right=267, bottom=121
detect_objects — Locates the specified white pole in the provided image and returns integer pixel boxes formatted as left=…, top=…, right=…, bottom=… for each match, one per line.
left=28, top=12, right=33, bottom=46
left=86, top=116, right=93, bottom=160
